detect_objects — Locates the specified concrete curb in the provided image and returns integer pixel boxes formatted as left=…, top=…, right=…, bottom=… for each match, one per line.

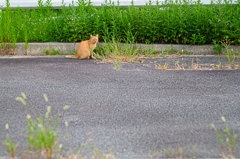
left=1, top=42, right=240, bottom=56
left=12, top=43, right=76, bottom=56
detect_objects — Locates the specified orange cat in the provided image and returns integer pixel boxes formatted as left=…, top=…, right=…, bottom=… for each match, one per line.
left=67, top=35, right=98, bottom=59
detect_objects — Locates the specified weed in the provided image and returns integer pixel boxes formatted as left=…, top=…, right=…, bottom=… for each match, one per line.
left=211, top=116, right=238, bottom=159
left=175, top=61, right=185, bottom=70
left=44, top=48, right=62, bottom=55
left=2, top=124, right=17, bottom=159
left=189, top=58, right=200, bottom=70
left=0, top=0, right=240, bottom=46
left=24, top=42, right=29, bottom=55
left=44, top=48, right=75, bottom=55
left=100, top=36, right=140, bottom=57
left=149, top=145, right=197, bottom=159
left=220, top=38, right=238, bottom=68
left=95, top=39, right=142, bottom=63
left=166, top=45, right=173, bottom=54
left=5, top=93, right=116, bottom=159
left=192, top=146, right=197, bottom=159
left=113, top=59, right=122, bottom=69
left=142, top=47, right=158, bottom=57
left=14, top=93, right=70, bottom=159
left=1, top=43, right=8, bottom=55
left=157, top=45, right=174, bottom=56
left=155, top=62, right=169, bottom=70
left=9, top=43, right=16, bottom=55
left=162, top=146, right=184, bottom=159
left=213, top=40, right=223, bottom=55
left=149, top=150, right=159, bottom=159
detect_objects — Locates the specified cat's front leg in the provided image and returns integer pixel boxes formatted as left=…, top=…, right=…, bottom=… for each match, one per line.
left=90, top=55, right=96, bottom=59
left=90, top=51, right=96, bottom=59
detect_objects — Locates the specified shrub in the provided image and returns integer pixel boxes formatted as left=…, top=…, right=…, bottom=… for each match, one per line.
left=0, top=0, right=239, bottom=46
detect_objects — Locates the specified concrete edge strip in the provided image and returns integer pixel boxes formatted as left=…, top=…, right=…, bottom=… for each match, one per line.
left=1, top=42, right=240, bottom=56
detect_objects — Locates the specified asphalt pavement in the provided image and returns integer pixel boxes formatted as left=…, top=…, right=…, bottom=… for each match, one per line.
left=0, top=56, right=240, bottom=158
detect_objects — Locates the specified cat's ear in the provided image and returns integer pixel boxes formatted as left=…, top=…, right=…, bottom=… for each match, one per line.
left=96, top=34, right=99, bottom=37
left=90, top=35, right=93, bottom=37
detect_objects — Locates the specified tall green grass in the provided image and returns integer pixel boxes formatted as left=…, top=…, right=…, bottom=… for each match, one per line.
left=0, top=0, right=239, bottom=51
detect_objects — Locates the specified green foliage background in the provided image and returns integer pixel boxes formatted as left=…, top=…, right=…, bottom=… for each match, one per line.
left=0, top=0, right=239, bottom=45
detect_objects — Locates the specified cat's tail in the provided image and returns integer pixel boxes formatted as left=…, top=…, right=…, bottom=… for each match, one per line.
left=66, top=55, right=77, bottom=58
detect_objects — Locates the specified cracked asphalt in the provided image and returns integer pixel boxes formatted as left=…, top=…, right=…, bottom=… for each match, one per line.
left=0, top=56, right=240, bottom=158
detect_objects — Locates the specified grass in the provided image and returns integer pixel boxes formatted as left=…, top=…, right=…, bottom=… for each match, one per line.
left=149, top=117, right=238, bottom=159
left=93, top=40, right=238, bottom=69
left=3, top=124, right=17, bottom=159
left=1, top=93, right=240, bottom=159
left=154, top=61, right=240, bottom=70
left=44, top=48, right=75, bottom=56
left=162, top=146, right=185, bottom=159
left=95, top=49, right=240, bottom=70
left=3, top=93, right=116, bottom=159
left=212, top=117, right=238, bottom=159
left=113, top=59, right=122, bottom=69
left=1, top=0, right=240, bottom=66
left=15, top=93, right=64, bottom=159
left=220, top=38, right=240, bottom=69
left=0, top=0, right=240, bottom=45
left=1, top=0, right=240, bottom=156
left=154, top=62, right=169, bottom=70
left=94, top=41, right=196, bottom=64
left=3, top=96, right=239, bottom=159
left=95, top=41, right=145, bottom=63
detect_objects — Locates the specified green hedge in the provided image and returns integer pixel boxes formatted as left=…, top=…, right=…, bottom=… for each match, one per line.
left=0, top=0, right=239, bottom=45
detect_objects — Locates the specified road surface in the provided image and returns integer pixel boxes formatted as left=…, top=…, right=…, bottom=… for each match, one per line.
left=0, top=56, right=240, bottom=158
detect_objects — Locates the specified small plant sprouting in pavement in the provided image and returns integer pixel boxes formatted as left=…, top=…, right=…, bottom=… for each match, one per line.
left=162, top=146, right=185, bottom=159
left=175, top=61, right=185, bottom=70
left=44, top=48, right=76, bottom=56
left=154, top=62, right=169, bottom=70
left=95, top=39, right=141, bottom=63
left=5, top=93, right=116, bottom=159
left=24, top=42, right=29, bottom=56
left=113, top=59, right=122, bottom=69
left=213, top=40, right=223, bottom=55
left=149, top=145, right=197, bottom=159
left=221, top=38, right=238, bottom=69
left=211, top=116, right=237, bottom=159
left=14, top=92, right=70, bottom=159
left=149, top=150, right=159, bottom=159
left=192, top=146, right=197, bottom=159
left=80, top=141, right=116, bottom=159
left=2, top=123, right=17, bottom=159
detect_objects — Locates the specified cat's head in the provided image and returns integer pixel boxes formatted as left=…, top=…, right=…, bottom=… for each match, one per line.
left=90, top=34, right=99, bottom=44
